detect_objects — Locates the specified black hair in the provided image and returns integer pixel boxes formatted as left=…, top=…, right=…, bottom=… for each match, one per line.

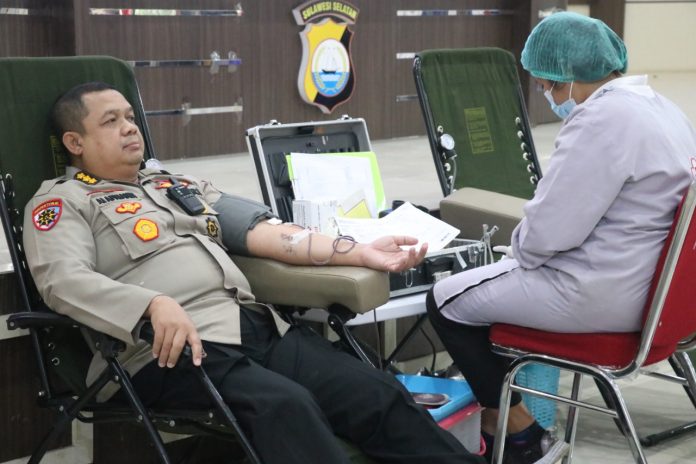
left=51, top=81, right=117, bottom=136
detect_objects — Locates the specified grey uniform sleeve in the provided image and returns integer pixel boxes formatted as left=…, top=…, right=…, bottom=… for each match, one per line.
left=23, top=191, right=161, bottom=345
left=213, top=193, right=278, bottom=255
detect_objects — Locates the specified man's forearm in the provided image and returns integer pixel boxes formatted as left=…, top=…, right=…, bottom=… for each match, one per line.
left=247, top=221, right=365, bottom=266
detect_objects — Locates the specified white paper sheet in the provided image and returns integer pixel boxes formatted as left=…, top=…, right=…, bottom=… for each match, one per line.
left=334, top=202, right=460, bottom=252
left=288, top=152, right=386, bottom=218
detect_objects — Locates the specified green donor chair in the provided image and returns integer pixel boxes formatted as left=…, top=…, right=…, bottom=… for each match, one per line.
left=0, top=56, right=382, bottom=464
left=413, top=47, right=544, bottom=246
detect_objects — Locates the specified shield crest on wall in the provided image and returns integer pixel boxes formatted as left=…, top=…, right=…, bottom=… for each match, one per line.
left=293, top=1, right=358, bottom=114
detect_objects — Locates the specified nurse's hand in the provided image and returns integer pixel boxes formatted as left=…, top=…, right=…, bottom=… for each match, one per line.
left=492, top=245, right=514, bottom=259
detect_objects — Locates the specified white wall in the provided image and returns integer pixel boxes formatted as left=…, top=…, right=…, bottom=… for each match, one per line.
left=624, top=2, right=696, bottom=73
left=570, top=1, right=696, bottom=73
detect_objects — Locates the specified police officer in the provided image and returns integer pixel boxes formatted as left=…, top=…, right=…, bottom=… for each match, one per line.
left=24, top=82, right=485, bottom=464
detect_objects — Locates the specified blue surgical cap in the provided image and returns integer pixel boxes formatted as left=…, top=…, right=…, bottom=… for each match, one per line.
left=521, top=12, right=628, bottom=83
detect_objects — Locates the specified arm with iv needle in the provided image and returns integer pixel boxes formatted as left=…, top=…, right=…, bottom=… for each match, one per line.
left=209, top=188, right=427, bottom=272
left=246, top=219, right=428, bottom=273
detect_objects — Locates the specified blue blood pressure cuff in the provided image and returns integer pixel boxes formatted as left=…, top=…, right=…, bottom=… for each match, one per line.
left=213, top=193, right=277, bottom=255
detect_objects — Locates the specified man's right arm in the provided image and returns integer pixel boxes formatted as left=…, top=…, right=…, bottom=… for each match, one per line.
left=145, top=295, right=204, bottom=367
left=25, top=188, right=203, bottom=368
left=23, top=191, right=161, bottom=344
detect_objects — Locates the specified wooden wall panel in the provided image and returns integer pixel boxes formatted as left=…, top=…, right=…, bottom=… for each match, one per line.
left=0, top=273, right=23, bottom=316
left=390, top=0, right=519, bottom=138
left=73, top=0, right=245, bottom=159
left=0, top=337, right=71, bottom=462
left=336, top=0, right=394, bottom=139
left=0, top=0, right=74, bottom=57
left=133, top=67, right=243, bottom=161
left=0, top=0, right=582, bottom=156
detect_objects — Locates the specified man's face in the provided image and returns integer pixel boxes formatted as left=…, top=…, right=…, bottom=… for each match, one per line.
left=68, top=89, right=144, bottom=181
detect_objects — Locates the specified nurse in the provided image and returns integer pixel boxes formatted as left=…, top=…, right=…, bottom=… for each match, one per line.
left=427, top=11, right=696, bottom=464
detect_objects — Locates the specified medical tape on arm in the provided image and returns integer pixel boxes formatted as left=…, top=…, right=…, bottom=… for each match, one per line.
left=288, top=228, right=311, bottom=245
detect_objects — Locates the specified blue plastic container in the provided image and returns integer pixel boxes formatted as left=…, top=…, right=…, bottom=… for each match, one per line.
left=396, top=375, right=475, bottom=421
left=515, top=364, right=560, bottom=429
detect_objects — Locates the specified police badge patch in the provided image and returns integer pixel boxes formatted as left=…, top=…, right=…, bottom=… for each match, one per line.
left=133, top=218, right=159, bottom=242
left=206, top=217, right=219, bottom=238
left=116, top=202, right=142, bottom=214
left=293, top=1, right=359, bottom=114
left=32, top=199, right=63, bottom=231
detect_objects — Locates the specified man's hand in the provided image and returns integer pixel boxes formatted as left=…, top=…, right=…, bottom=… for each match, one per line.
left=145, top=295, right=204, bottom=368
left=360, top=236, right=428, bottom=272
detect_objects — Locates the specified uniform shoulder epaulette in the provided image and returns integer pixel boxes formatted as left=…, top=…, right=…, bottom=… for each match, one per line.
left=74, top=171, right=100, bottom=185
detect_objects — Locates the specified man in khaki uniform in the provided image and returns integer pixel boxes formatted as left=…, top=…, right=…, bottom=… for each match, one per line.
left=23, top=82, right=485, bottom=464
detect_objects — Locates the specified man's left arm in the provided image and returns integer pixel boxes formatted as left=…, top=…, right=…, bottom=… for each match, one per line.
left=246, top=221, right=427, bottom=273
left=207, top=187, right=427, bottom=272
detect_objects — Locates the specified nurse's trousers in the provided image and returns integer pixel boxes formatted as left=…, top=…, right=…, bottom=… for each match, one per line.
left=427, top=258, right=582, bottom=409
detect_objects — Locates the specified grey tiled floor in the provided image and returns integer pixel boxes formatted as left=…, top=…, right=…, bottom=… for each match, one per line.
left=4, top=72, right=696, bottom=463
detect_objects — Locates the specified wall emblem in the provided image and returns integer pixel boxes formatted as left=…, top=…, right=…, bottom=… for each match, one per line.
left=293, top=1, right=359, bottom=114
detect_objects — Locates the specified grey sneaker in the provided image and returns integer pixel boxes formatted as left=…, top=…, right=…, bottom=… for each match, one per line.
left=535, top=437, right=570, bottom=464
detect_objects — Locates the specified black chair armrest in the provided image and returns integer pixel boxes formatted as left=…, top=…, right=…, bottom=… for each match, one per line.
left=6, top=310, right=82, bottom=331
left=6, top=313, right=189, bottom=357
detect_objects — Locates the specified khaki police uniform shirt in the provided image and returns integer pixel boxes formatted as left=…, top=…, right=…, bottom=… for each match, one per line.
left=23, top=167, right=289, bottom=400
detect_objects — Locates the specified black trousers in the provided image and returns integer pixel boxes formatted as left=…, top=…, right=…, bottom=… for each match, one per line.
left=426, top=290, right=522, bottom=409
left=128, top=307, right=485, bottom=464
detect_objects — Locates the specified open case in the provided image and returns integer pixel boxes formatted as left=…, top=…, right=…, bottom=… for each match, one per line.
left=246, top=117, right=371, bottom=222
left=245, top=117, right=488, bottom=298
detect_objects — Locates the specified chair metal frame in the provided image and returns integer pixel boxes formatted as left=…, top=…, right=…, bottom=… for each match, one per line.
left=490, top=181, right=696, bottom=464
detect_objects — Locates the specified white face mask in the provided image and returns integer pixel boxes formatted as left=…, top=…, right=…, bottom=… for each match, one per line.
left=544, top=82, right=577, bottom=119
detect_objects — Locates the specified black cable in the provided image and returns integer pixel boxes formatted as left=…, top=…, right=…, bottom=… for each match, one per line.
left=373, top=308, right=383, bottom=370
left=420, top=326, right=437, bottom=374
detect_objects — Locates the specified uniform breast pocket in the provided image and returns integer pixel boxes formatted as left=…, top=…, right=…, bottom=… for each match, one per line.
left=98, top=202, right=175, bottom=260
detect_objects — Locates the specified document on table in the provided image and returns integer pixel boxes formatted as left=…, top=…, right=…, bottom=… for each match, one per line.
left=287, top=151, right=386, bottom=218
left=334, top=202, right=460, bottom=252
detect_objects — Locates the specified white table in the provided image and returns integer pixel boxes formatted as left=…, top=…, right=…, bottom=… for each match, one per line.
left=298, top=291, right=427, bottom=326
left=298, top=291, right=429, bottom=365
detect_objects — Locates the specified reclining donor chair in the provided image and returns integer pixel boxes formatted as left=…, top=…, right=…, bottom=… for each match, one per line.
left=0, top=56, right=385, bottom=464
left=413, top=48, right=544, bottom=247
